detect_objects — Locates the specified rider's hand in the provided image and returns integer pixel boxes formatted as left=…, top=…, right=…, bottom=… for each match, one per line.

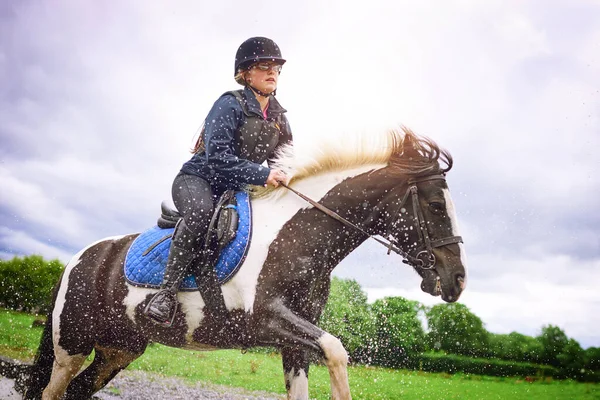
left=265, top=169, right=288, bottom=187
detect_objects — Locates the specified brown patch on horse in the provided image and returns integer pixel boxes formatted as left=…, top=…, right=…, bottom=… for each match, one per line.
left=57, top=235, right=139, bottom=356
left=191, top=309, right=251, bottom=348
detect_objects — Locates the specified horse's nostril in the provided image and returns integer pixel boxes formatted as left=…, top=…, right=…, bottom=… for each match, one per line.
left=456, top=274, right=466, bottom=290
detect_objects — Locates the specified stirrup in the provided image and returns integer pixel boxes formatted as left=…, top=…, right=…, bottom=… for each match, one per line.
left=144, top=290, right=178, bottom=327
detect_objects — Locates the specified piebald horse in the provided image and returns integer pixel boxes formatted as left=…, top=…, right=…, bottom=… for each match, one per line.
left=24, top=128, right=467, bottom=400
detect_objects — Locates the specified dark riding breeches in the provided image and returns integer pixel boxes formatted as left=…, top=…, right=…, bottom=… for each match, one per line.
left=171, top=172, right=216, bottom=242
left=143, top=173, right=218, bottom=326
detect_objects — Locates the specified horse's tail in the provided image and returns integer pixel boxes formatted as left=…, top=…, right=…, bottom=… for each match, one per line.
left=23, top=277, right=62, bottom=399
left=23, top=315, right=54, bottom=398
left=0, top=355, right=31, bottom=379
left=0, top=354, right=32, bottom=396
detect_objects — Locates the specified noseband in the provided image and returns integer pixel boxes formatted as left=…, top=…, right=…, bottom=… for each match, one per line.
left=280, top=173, right=463, bottom=272
left=386, top=174, right=463, bottom=270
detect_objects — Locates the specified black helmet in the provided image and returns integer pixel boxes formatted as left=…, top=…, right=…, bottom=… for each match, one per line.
left=234, top=37, right=286, bottom=76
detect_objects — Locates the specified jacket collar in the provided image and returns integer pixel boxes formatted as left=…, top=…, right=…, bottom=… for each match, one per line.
left=242, top=86, right=287, bottom=118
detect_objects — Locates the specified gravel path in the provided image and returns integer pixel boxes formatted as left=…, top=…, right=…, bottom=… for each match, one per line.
left=0, top=370, right=285, bottom=400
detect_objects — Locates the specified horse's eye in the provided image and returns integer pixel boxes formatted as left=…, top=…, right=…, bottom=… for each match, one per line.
left=429, top=202, right=444, bottom=214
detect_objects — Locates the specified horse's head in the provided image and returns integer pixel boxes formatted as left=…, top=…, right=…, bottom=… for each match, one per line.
left=255, top=127, right=467, bottom=302
left=377, top=129, right=467, bottom=302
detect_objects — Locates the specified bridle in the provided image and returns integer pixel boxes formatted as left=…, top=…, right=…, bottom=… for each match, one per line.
left=280, top=173, right=463, bottom=271
left=385, top=174, right=463, bottom=270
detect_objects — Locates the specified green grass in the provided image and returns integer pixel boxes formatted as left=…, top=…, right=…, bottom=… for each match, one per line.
left=1, top=308, right=598, bottom=399
left=0, top=309, right=44, bottom=360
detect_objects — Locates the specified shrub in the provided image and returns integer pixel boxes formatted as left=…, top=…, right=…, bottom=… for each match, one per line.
left=0, top=255, right=64, bottom=313
left=417, top=352, right=557, bottom=379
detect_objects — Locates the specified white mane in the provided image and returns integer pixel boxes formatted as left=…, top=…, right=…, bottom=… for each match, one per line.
left=251, top=129, right=405, bottom=198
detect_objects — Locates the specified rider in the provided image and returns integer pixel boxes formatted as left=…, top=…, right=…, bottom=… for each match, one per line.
left=144, top=37, right=292, bottom=327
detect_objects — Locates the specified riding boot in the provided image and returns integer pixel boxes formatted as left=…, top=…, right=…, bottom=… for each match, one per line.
left=194, top=248, right=230, bottom=327
left=144, top=219, right=197, bottom=327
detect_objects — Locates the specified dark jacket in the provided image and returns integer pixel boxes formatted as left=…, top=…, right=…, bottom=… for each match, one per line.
left=180, top=86, right=292, bottom=192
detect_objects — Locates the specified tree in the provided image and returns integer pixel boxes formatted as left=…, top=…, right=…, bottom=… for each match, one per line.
left=318, top=277, right=376, bottom=362
left=0, top=255, right=64, bottom=313
left=426, top=303, right=489, bottom=357
left=537, top=325, right=569, bottom=368
left=488, top=332, right=543, bottom=363
left=584, top=347, right=600, bottom=372
left=371, top=297, right=425, bottom=368
left=558, top=338, right=585, bottom=379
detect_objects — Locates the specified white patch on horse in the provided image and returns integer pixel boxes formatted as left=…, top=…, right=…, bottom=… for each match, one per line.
left=443, top=188, right=468, bottom=281
left=53, top=236, right=126, bottom=349
left=124, top=284, right=209, bottom=341
left=178, top=291, right=205, bottom=338
left=222, top=164, right=386, bottom=313
left=123, top=284, right=155, bottom=323
left=318, top=333, right=348, bottom=367
left=286, top=368, right=309, bottom=399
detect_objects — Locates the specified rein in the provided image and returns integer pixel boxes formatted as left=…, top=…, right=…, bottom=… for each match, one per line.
left=279, top=182, right=405, bottom=255
left=279, top=174, right=463, bottom=271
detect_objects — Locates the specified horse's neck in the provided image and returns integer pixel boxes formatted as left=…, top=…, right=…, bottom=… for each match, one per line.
left=254, top=166, right=394, bottom=279
left=309, top=169, right=397, bottom=269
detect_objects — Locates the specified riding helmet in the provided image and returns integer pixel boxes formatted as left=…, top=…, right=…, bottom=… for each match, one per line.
left=234, top=37, right=286, bottom=76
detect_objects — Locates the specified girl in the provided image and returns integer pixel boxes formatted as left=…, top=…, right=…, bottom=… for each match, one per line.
left=145, top=37, right=292, bottom=327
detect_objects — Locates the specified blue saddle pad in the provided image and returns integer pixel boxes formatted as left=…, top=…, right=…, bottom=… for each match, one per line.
left=124, top=192, right=251, bottom=290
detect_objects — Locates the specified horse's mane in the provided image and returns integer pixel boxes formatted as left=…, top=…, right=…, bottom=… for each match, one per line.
left=388, top=127, right=453, bottom=177
left=251, top=126, right=452, bottom=198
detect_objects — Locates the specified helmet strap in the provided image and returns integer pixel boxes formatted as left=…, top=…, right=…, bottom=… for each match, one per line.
left=247, top=84, right=276, bottom=97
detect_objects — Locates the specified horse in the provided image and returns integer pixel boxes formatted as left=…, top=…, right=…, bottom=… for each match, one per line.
left=23, top=128, right=467, bottom=400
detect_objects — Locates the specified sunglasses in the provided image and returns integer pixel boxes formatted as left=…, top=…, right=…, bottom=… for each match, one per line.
left=252, top=62, right=282, bottom=73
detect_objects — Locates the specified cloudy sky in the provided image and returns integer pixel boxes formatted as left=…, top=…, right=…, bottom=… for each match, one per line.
left=1, top=1, right=599, bottom=348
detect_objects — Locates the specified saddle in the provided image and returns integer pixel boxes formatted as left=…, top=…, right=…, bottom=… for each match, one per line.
left=124, top=191, right=251, bottom=290
left=157, top=190, right=239, bottom=250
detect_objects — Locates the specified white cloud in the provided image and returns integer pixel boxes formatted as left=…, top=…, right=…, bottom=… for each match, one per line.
left=0, top=227, right=73, bottom=262
left=493, top=10, right=551, bottom=60
left=0, top=165, right=85, bottom=240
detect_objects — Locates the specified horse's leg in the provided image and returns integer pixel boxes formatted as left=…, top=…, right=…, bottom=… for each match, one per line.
left=254, top=299, right=351, bottom=400
left=318, top=333, right=351, bottom=400
left=282, top=348, right=310, bottom=400
left=41, top=347, right=88, bottom=400
left=41, top=274, right=94, bottom=400
left=63, top=344, right=146, bottom=399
